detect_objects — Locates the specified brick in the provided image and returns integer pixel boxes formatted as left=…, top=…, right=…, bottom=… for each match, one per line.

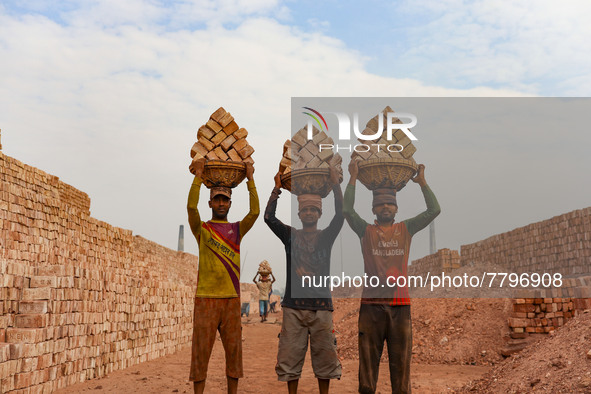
left=190, top=142, right=208, bottom=158
left=29, top=276, right=57, bottom=288
left=220, top=135, right=236, bottom=151
left=226, top=148, right=241, bottom=162
left=238, top=145, right=254, bottom=159
left=213, top=147, right=229, bottom=161
left=36, top=266, right=66, bottom=276
left=206, top=119, right=222, bottom=133
left=283, top=139, right=291, bottom=154
left=1, top=374, right=15, bottom=391
left=22, top=288, right=51, bottom=301
left=218, top=112, right=234, bottom=127
left=223, top=120, right=239, bottom=136
left=305, top=156, right=321, bottom=168
left=230, top=138, right=246, bottom=152
left=9, top=343, right=22, bottom=359
left=19, top=301, right=48, bottom=314
left=302, top=141, right=319, bottom=156
left=317, top=146, right=334, bottom=162
left=400, top=142, right=416, bottom=158
left=312, top=131, right=328, bottom=144
left=198, top=137, right=215, bottom=152
left=5, top=328, right=43, bottom=344
left=292, top=130, right=307, bottom=147
left=279, top=157, right=291, bottom=172
left=198, top=124, right=216, bottom=140
left=14, top=371, right=32, bottom=389
left=210, top=107, right=227, bottom=123
left=358, top=127, right=381, bottom=143
left=211, top=131, right=227, bottom=146
left=507, top=317, right=529, bottom=328
left=234, top=128, right=248, bottom=140
left=205, top=151, right=219, bottom=161
left=0, top=329, right=4, bottom=342
left=15, top=314, right=48, bottom=328
left=513, top=303, right=535, bottom=313
left=242, top=156, right=254, bottom=165
left=0, top=344, right=9, bottom=363
left=366, top=114, right=384, bottom=132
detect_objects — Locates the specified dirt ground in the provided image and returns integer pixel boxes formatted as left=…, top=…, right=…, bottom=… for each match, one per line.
left=56, top=308, right=490, bottom=393
left=460, top=309, right=591, bottom=393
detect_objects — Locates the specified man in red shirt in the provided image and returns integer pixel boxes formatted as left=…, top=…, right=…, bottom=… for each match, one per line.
left=343, top=161, right=440, bottom=394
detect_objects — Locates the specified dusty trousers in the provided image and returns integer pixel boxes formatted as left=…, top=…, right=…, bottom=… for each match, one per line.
left=358, top=304, right=412, bottom=394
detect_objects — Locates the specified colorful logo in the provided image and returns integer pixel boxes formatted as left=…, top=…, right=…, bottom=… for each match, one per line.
left=302, top=107, right=328, bottom=133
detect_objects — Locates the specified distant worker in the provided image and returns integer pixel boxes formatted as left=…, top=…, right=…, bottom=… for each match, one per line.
left=253, top=271, right=276, bottom=322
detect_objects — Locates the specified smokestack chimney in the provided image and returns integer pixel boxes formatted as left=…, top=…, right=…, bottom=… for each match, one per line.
left=178, top=225, right=184, bottom=252
left=429, top=221, right=436, bottom=255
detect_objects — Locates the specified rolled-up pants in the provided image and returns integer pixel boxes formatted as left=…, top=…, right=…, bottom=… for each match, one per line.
left=358, top=304, right=412, bottom=394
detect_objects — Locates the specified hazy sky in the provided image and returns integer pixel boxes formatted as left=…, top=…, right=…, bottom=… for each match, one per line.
left=1, top=1, right=590, bottom=290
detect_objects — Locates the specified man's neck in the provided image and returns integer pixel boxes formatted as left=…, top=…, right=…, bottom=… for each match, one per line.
left=301, top=223, right=318, bottom=233
left=376, top=219, right=395, bottom=226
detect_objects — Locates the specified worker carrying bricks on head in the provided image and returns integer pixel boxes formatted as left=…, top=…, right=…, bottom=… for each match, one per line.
left=253, top=266, right=276, bottom=322
left=187, top=157, right=260, bottom=394
left=344, top=162, right=440, bottom=394
left=264, top=166, right=344, bottom=394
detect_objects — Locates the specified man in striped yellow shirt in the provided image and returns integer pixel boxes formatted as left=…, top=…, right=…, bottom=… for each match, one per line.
left=187, top=158, right=259, bottom=394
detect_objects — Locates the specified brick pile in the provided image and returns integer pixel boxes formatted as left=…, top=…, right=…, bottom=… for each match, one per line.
left=189, top=107, right=254, bottom=168
left=279, top=126, right=343, bottom=177
left=460, top=208, right=591, bottom=276
left=407, top=206, right=591, bottom=337
left=408, top=248, right=461, bottom=278
left=0, top=152, right=198, bottom=393
left=351, top=106, right=417, bottom=162
left=507, top=276, right=591, bottom=335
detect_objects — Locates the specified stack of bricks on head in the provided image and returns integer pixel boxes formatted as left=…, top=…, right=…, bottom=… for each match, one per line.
left=279, top=126, right=343, bottom=179
left=351, top=106, right=417, bottom=163
left=190, top=107, right=255, bottom=168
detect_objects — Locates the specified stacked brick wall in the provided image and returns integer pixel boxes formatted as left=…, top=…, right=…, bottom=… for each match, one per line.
left=0, top=152, right=198, bottom=393
left=460, top=208, right=591, bottom=276
left=408, top=248, right=460, bottom=277
left=408, top=208, right=591, bottom=337
left=507, top=276, right=591, bottom=335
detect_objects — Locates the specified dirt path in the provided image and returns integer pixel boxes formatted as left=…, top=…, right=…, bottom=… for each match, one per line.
left=56, top=313, right=489, bottom=393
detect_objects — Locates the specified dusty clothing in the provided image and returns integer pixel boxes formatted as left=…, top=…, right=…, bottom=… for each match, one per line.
left=186, top=176, right=259, bottom=382
left=276, top=307, right=342, bottom=381
left=264, top=186, right=344, bottom=311
left=344, top=183, right=440, bottom=394
left=358, top=304, right=412, bottom=394
left=360, top=222, right=412, bottom=304
left=189, top=297, right=243, bottom=381
left=187, top=177, right=259, bottom=298
left=344, top=184, right=440, bottom=306
left=256, top=280, right=273, bottom=301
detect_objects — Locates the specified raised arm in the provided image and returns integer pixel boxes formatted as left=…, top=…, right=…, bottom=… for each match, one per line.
left=263, top=171, right=291, bottom=245
left=252, top=272, right=259, bottom=284
left=343, top=160, right=369, bottom=238
left=187, top=158, right=206, bottom=239
left=403, top=164, right=441, bottom=236
left=321, top=166, right=345, bottom=244
left=239, top=162, right=260, bottom=237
